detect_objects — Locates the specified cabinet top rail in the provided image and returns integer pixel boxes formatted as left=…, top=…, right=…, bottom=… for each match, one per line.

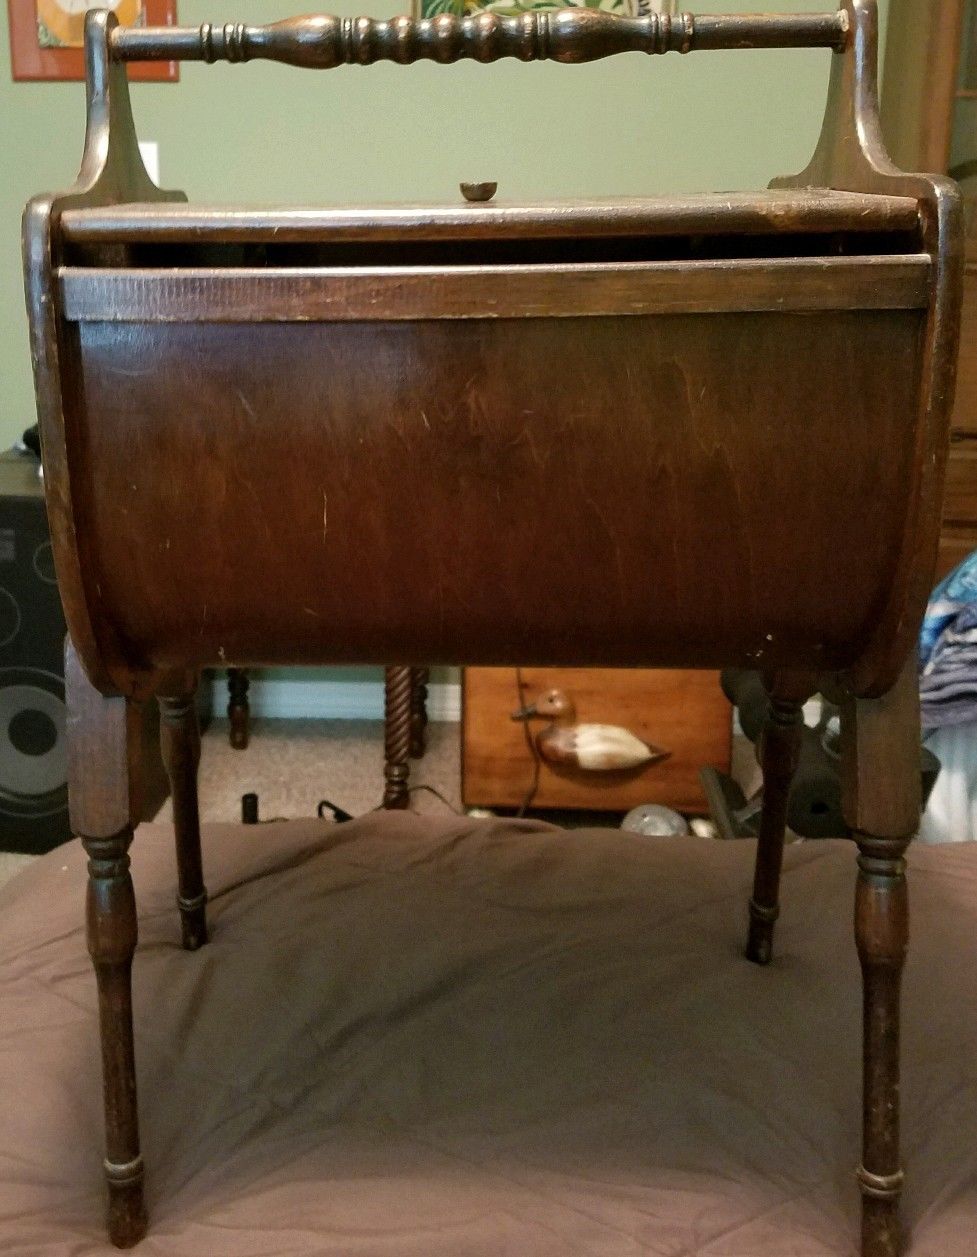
left=107, top=10, right=849, bottom=69
left=59, top=190, right=920, bottom=245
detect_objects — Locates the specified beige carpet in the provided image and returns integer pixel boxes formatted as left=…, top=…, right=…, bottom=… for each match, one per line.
left=152, top=717, right=463, bottom=825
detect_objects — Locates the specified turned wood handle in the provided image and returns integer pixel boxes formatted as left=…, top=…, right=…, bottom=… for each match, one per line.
left=109, top=10, right=849, bottom=67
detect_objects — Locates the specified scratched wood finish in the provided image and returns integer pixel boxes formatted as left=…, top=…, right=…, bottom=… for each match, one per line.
left=58, top=189, right=922, bottom=243
left=68, top=310, right=923, bottom=677
left=20, top=5, right=964, bottom=1255
left=462, top=667, right=730, bottom=813
left=25, top=6, right=961, bottom=705
left=58, top=256, right=931, bottom=322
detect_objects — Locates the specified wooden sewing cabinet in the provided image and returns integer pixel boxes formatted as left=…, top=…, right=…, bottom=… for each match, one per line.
left=22, top=4, right=963, bottom=1255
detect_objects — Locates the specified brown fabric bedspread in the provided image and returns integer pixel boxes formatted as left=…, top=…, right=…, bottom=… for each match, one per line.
left=0, top=814, right=975, bottom=1255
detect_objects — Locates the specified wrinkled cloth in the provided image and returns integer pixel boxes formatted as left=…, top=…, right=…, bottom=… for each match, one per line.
left=0, top=814, right=975, bottom=1256
left=920, top=550, right=977, bottom=728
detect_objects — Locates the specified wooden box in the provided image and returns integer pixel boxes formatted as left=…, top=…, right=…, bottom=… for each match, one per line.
left=463, top=667, right=731, bottom=814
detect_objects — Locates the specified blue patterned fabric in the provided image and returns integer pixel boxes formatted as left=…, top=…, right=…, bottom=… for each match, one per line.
left=920, top=550, right=977, bottom=729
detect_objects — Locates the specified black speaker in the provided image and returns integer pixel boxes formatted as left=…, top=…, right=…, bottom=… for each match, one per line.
left=0, top=451, right=69, bottom=853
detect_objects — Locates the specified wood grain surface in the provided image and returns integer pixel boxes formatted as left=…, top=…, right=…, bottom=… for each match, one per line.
left=58, top=190, right=922, bottom=244
left=69, top=309, right=924, bottom=676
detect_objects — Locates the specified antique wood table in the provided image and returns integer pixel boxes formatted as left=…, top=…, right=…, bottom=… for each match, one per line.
left=22, top=4, right=962, bottom=1254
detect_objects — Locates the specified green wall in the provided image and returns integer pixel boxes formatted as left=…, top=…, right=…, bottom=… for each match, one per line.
left=1, top=0, right=888, bottom=448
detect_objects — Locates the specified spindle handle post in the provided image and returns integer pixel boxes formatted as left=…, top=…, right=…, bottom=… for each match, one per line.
left=108, top=9, right=849, bottom=68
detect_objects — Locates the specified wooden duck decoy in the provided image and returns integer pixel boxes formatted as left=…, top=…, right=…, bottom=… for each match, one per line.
left=512, top=688, right=670, bottom=772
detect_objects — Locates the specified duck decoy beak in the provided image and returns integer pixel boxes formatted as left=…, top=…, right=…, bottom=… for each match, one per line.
left=510, top=703, right=538, bottom=721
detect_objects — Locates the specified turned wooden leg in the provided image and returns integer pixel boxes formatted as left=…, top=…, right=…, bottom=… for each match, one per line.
left=383, top=666, right=412, bottom=809
left=158, top=685, right=207, bottom=950
left=227, top=668, right=250, bottom=750
left=746, top=690, right=805, bottom=964
left=66, top=642, right=146, bottom=1248
left=842, top=659, right=920, bottom=1257
left=409, top=666, right=430, bottom=759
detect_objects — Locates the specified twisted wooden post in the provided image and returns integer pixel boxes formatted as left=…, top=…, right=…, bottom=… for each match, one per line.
left=383, top=666, right=412, bottom=809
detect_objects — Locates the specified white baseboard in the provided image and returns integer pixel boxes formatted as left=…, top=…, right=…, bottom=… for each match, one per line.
left=210, top=676, right=461, bottom=722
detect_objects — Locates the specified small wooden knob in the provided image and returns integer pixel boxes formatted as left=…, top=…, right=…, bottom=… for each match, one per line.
left=460, top=181, right=497, bottom=203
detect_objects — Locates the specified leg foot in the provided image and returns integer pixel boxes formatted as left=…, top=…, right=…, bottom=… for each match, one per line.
left=383, top=666, right=412, bottom=809
left=858, top=1168, right=904, bottom=1257
left=105, top=1155, right=147, bottom=1249
left=746, top=689, right=805, bottom=965
left=159, top=688, right=208, bottom=950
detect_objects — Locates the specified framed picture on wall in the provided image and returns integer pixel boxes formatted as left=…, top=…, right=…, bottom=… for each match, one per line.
left=8, top=0, right=178, bottom=81
left=414, top=0, right=675, bottom=17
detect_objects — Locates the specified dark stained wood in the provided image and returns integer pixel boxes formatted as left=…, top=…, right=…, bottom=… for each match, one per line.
left=58, top=189, right=922, bottom=244
left=938, top=265, right=977, bottom=574
left=409, top=667, right=430, bottom=760
left=23, top=5, right=961, bottom=1253
left=383, top=667, right=412, bottom=810
left=841, top=658, right=921, bottom=1257
left=66, top=641, right=142, bottom=839
left=937, top=523, right=977, bottom=580
left=64, top=310, right=926, bottom=679
left=57, top=256, right=931, bottom=322
left=772, top=0, right=964, bottom=698
left=881, top=5, right=977, bottom=585
left=66, top=640, right=146, bottom=1248
left=949, top=268, right=977, bottom=438
left=22, top=8, right=184, bottom=700
left=226, top=668, right=250, bottom=749
left=745, top=686, right=809, bottom=965
left=158, top=685, right=208, bottom=951
left=110, top=10, right=847, bottom=67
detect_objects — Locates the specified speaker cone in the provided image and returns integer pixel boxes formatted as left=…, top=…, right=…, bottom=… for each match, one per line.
left=0, top=667, right=67, bottom=820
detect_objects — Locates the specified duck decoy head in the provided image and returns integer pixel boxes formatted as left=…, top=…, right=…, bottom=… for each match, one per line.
left=510, top=688, right=575, bottom=722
